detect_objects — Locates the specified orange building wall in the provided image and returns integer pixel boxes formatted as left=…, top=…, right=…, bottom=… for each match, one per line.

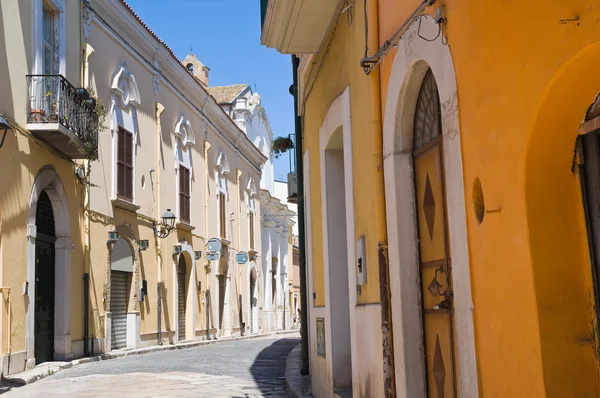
left=379, top=0, right=600, bottom=396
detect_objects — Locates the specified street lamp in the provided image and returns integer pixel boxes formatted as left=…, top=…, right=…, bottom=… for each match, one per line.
left=153, top=208, right=176, bottom=239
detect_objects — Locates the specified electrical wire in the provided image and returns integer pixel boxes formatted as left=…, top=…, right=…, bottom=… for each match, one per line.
left=360, top=0, right=435, bottom=74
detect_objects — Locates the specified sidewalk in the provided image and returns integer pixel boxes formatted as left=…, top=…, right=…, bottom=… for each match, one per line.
left=2, top=330, right=300, bottom=388
left=285, top=344, right=313, bottom=398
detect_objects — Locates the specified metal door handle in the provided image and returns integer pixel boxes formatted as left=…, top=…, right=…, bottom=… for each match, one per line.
left=433, top=300, right=451, bottom=310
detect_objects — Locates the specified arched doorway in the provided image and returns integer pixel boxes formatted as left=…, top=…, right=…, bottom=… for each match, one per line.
left=34, top=191, right=56, bottom=364
left=27, top=167, right=72, bottom=366
left=177, top=254, right=187, bottom=341
left=412, top=69, right=457, bottom=397
left=110, top=238, right=133, bottom=350
left=249, top=266, right=257, bottom=333
left=323, top=126, right=353, bottom=392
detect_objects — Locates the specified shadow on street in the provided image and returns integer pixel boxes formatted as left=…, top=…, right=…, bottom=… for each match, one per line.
left=248, top=337, right=300, bottom=397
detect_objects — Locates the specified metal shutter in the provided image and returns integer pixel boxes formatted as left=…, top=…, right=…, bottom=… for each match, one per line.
left=111, top=270, right=129, bottom=350
left=178, top=265, right=186, bottom=341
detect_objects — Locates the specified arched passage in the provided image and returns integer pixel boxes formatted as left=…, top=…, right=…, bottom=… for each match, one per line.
left=524, top=41, right=600, bottom=395
left=382, top=17, right=477, bottom=397
left=27, top=166, right=72, bottom=366
left=249, top=264, right=258, bottom=334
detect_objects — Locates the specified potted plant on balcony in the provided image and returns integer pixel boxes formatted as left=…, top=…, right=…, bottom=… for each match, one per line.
left=44, top=90, right=59, bottom=122
left=271, top=136, right=294, bottom=159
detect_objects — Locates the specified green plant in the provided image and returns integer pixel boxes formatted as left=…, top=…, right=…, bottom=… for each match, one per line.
left=87, top=87, right=108, bottom=132
left=271, top=136, right=294, bottom=159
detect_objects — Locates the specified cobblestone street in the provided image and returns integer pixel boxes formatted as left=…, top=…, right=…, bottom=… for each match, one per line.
left=1, top=336, right=299, bottom=397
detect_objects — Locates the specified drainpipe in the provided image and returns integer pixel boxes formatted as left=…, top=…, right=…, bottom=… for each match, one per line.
left=155, top=102, right=165, bottom=344
left=204, top=138, right=212, bottom=339
left=291, top=55, right=309, bottom=375
left=364, top=0, right=396, bottom=395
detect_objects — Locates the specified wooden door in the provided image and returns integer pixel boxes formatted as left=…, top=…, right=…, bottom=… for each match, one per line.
left=178, top=255, right=187, bottom=341
left=413, top=69, right=457, bottom=398
left=35, top=190, right=55, bottom=365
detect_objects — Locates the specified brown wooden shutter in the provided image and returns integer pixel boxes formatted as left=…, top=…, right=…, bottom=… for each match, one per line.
left=219, top=193, right=226, bottom=238
left=249, top=212, right=255, bottom=249
left=179, top=166, right=190, bottom=223
left=117, top=127, right=134, bottom=201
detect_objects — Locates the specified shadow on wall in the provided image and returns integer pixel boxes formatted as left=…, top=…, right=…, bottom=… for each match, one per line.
left=249, top=337, right=300, bottom=396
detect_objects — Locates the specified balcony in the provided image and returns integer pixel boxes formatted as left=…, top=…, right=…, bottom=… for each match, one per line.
left=27, top=75, right=99, bottom=159
left=260, top=0, right=341, bottom=54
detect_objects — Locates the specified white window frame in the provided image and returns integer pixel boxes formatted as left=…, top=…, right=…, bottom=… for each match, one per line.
left=174, top=116, right=195, bottom=224
left=216, top=151, right=230, bottom=240
left=110, top=63, right=141, bottom=203
left=247, top=177, right=257, bottom=250
left=33, top=0, right=65, bottom=76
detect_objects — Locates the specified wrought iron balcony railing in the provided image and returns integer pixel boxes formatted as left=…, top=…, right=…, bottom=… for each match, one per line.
left=26, top=75, right=99, bottom=158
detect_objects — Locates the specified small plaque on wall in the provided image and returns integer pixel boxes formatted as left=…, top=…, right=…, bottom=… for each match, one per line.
left=316, top=317, right=325, bottom=358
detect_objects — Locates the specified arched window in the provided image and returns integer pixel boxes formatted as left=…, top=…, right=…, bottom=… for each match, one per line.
left=185, top=63, right=194, bottom=74
left=216, top=151, right=230, bottom=239
left=247, top=177, right=257, bottom=250
left=174, top=116, right=194, bottom=224
left=413, top=69, right=442, bottom=151
left=111, top=63, right=141, bottom=203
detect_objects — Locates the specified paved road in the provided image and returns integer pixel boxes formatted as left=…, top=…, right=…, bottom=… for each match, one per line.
left=2, top=336, right=300, bottom=397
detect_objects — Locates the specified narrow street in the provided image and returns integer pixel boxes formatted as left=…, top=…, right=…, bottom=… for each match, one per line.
left=1, top=336, right=299, bottom=398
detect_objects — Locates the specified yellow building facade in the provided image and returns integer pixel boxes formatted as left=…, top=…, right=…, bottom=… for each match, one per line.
left=0, top=0, right=92, bottom=375
left=262, top=0, right=600, bottom=396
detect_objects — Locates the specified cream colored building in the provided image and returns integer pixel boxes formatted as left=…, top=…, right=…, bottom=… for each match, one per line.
left=83, top=0, right=265, bottom=351
left=0, top=0, right=97, bottom=375
left=205, top=81, right=296, bottom=332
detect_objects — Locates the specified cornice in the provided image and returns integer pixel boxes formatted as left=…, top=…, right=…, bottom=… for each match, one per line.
left=89, top=0, right=267, bottom=172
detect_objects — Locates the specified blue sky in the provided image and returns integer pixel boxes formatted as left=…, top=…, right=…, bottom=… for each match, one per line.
left=126, top=0, right=294, bottom=181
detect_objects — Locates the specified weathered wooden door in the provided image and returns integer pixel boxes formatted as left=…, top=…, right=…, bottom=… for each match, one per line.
left=413, top=69, right=457, bottom=398
left=178, top=255, right=187, bottom=341
left=35, top=190, right=55, bottom=365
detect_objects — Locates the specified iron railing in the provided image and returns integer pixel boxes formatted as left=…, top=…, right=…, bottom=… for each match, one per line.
left=27, top=74, right=99, bottom=152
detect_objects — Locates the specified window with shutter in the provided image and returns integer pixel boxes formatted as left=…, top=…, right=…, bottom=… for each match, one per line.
left=179, top=166, right=191, bottom=223
left=117, top=127, right=134, bottom=201
left=248, top=212, right=254, bottom=249
left=219, top=193, right=226, bottom=238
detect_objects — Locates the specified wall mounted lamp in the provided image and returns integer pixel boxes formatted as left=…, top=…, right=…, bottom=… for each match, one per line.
left=153, top=208, right=176, bottom=239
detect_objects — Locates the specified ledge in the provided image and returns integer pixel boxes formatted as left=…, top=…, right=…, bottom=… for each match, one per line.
left=176, top=222, right=196, bottom=232
left=111, top=198, right=140, bottom=213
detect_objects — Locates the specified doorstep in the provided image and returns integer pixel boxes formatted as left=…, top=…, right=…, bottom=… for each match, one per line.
left=285, top=344, right=313, bottom=398
left=3, top=330, right=300, bottom=387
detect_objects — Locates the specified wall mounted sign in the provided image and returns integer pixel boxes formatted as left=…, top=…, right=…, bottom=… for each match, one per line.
left=206, top=238, right=222, bottom=253
left=235, top=252, right=249, bottom=264
left=206, top=252, right=220, bottom=261
left=316, top=317, right=326, bottom=358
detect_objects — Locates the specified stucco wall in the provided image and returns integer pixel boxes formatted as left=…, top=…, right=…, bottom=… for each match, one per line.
left=377, top=0, right=600, bottom=396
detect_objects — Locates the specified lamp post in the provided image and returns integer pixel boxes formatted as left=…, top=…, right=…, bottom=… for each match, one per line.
left=153, top=208, right=176, bottom=239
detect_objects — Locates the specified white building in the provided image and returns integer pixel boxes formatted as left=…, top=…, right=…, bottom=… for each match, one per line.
left=204, top=79, right=295, bottom=331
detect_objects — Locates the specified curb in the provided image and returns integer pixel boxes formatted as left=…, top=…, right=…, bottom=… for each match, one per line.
left=4, top=330, right=300, bottom=387
left=284, top=344, right=312, bottom=398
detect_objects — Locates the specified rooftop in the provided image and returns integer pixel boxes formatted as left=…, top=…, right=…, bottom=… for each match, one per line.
left=206, top=84, right=249, bottom=105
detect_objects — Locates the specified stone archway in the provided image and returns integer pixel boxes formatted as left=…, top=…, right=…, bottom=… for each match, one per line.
left=382, top=17, right=478, bottom=397
left=524, top=41, right=600, bottom=395
left=173, top=241, right=196, bottom=343
left=26, top=166, right=72, bottom=368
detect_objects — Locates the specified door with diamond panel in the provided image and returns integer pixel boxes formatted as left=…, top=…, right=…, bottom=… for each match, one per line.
left=413, top=69, right=457, bottom=398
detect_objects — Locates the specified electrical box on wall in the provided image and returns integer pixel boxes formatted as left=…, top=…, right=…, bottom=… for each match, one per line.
left=357, top=235, right=366, bottom=285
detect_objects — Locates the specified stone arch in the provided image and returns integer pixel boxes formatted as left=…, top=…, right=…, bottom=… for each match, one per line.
left=105, top=227, right=141, bottom=351
left=173, top=241, right=196, bottom=342
left=316, top=87, right=356, bottom=396
left=382, top=17, right=478, bottom=397
left=248, top=263, right=259, bottom=333
left=524, top=41, right=600, bottom=393
left=26, top=166, right=72, bottom=366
